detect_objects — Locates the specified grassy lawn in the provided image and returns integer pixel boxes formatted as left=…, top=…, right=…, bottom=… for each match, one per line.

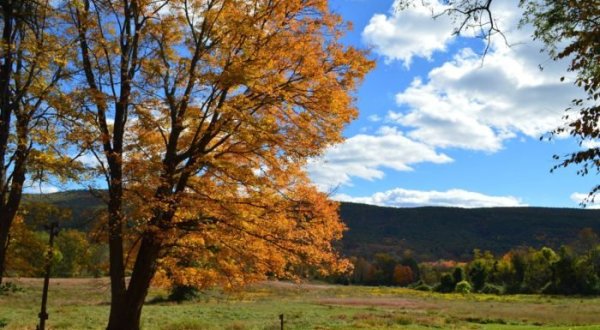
left=2, top=278, right=600, bottom=329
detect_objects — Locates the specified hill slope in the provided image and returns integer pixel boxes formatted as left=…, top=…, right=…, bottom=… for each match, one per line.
left=340, top=202, right=600, bottom=260
left=23, top=190, right=105, bottom=230
left=23, top=191, right=600, bottom=261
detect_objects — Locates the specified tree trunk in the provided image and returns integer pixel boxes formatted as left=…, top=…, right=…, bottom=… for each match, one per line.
left=0, top=190, right=23, bottom=284
left=0, top=213, right=11, bottom=285
left=106, top=236, right=161, bottom=330
left=0, top=0, right=14, bottom=287
left=0, top=124, right=28, bottom=284
left=106, top=172, right=127, bottom=328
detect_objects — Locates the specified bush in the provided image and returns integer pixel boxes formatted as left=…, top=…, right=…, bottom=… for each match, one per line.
left=468, top=261, right=488, bottom=292
left=436, top=273, right=455, bottom=293
left=452, top=267, right=465, bottom=283
left=480, top=283, right=505, bottom=295
left=409, top=281, right=432, bottom=292
left=455, top=280, right=472, bottom=294
left=168, top=285, right=200, bottom=302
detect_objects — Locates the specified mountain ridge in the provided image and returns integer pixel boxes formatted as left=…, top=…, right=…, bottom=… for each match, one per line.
left=23, top=190, right=600, bottom=261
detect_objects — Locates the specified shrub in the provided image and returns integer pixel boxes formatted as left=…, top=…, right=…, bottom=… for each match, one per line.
left=468, top=261, right=488, bottom=292
left=168, top=285, right=200, bottom=302
left=452, top=267, right=465, bottom=283
left=410, top=281, right=433, bottom=292
left=436, top=273, right=455, bottom=293
left=455, top=280, right=472, bottom=294
left=480, top=283, right=505, bottom=295
left=393, top=265, right=415, bottom=286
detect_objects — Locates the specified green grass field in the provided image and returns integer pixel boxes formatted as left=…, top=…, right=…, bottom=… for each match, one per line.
left=2, top=278, right=600, bottom=329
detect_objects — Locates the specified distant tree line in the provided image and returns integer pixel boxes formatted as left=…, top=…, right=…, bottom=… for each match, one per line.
left=346, top=252, right=421, bottom=287
left=329, top=228, right=600, bottom=296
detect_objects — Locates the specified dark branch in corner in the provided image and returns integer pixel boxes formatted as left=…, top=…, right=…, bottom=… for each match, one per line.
left=397, top=0, right=510, bottom=59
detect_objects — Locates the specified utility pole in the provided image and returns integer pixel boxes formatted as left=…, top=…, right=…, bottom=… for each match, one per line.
left=37, top=222, right=59, bottom=330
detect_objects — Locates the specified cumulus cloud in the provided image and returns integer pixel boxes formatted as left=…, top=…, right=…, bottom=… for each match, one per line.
left=362, top=1, right=455, bottom=67
left=307, top=126, right=452, bottom=190
left=368, top=1, right=585, bottom=152
left=390, top=46, right=581, bottom=151
left=367, top=114, right=382, bottom=122
left=362, top=0, right=524, bottom=66
left=570, top=192, right=600, bottom=209
left=335, top=187, right=526, bottom=208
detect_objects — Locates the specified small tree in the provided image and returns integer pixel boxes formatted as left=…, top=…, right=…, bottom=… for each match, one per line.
left=372, top=253, right=399, bottom=285
left=4, top=216, right=47, bottom=277
left=523, top=247, right=557, bottom=293
left=400, top=254, right=420, bottom=282
left=468, top=250, right=495, bottom=292
left=393, top=265, right=414, bottom=286
left=550, top=246, right=579, bottom=294
left=455, top=280, right=472, bottom=294
left=54, top=230, right=91, bottom=277
left=351, top=257, right=373, bottom=284
left=452, top=266, right=465, bottom=283
left=437, top=273, right=455, bottom=293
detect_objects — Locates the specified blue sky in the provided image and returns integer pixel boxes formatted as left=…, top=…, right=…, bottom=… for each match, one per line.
left=305, top=0, right=598, bottom=208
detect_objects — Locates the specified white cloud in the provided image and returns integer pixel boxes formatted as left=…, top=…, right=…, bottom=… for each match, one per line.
left=389, top=46, right=580, bottom=151
left=362, top=1, right=455, bottom=67
left=581, top=140, right=600, bottom=150
left=374, top=1, right=585, bottom=152
left=570, top=192, right=600, bottom=209
left=360, top=1, right=584, bottom=152
left=367, top=114, right=382, bottom=122
left=307, top=126, right=452, bottom=190
left=335, top=187, right=526, bottom=208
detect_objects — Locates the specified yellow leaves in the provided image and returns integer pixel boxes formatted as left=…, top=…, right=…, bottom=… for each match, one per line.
left=150, top=171, right=352, bottom=288
left=26, top=142, right=85, bottom=183
left=5, top=215, right=49, bottom=277
left=52, top=0, right=372, bottom=293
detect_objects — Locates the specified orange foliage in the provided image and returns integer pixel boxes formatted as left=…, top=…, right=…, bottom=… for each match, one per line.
left=393, top=265, right=414, bottom=286
left=68, top=0, right=373, bottom=293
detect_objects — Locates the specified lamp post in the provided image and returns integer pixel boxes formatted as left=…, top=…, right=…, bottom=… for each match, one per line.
left=37, top=221, right=59, bottom=330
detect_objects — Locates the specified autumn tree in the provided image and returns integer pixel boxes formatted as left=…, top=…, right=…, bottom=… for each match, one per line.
left=523, top=247, right=558, bottom=292
left=53, top=229, right=92, bottom=277
left=350, top=257, right=374, bottom=284
left=0, top=0, right=74, bottom=284
left=4, top=215, right=47, bottom=277
left=65, top=0, right=372, bottom=328
left=396, top=0, right=600, bottom=202
left=393, top=264, right=414, bottom=286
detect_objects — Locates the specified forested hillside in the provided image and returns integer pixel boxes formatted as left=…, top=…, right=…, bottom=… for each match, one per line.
left=340, top=203, right=600, bottom=260
left=24, top=191, right=600, bottom=261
